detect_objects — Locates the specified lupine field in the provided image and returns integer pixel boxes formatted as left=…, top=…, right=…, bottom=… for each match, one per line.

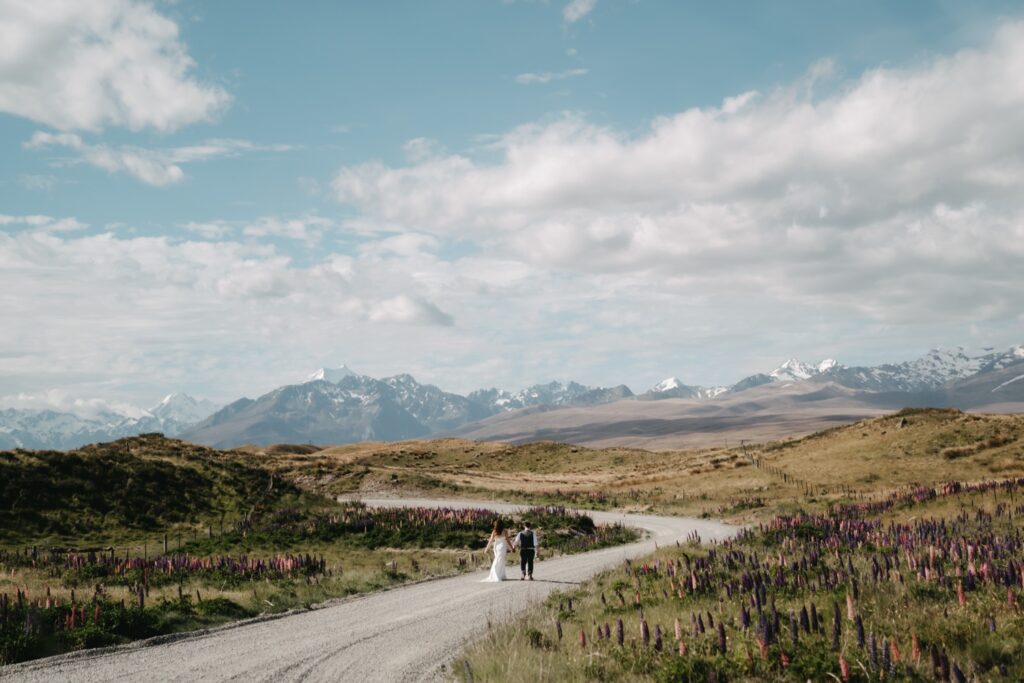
left=460, top=478, right=1024, bottom=681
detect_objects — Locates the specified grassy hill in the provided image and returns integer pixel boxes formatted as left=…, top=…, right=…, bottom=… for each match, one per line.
left=0, top=433, right=304, bottom=544
left=247, top=409, right=1024, bottom=520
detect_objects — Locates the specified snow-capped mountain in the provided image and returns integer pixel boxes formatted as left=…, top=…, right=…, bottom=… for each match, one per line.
left=183, top=376, right=432, bottom=447
left=305, top=365, right=359, bottom=383
left=150, top=393, right=221, bottom=426
left=641, top=377, right=728, bottom=400
left=468, top=381, right=633, bottom=413
left=766, top=358, right=841, bottom=382
left=0, top=393, right=220, bottom=451
left=728, top=345, right=1024, bottom=394
left=184, top=373, right=634, bottom=448
left=8, top=343, right=1022, bottom=451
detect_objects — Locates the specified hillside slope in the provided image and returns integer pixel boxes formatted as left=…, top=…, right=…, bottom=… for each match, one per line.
left=0, top=433, right=301, bottom=543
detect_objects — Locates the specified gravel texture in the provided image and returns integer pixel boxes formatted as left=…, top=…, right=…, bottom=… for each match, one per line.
left=1, top=498, right=738, bottom=682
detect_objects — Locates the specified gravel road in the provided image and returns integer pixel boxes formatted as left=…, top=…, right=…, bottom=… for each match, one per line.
left=1, top=498, right=739, bottom=683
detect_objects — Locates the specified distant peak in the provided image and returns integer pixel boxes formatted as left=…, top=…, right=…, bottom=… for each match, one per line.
left=307, top=365, right=358, bottom=383
left=158, top=392, right=192, bottom=405
left=653, top=377, right=684, bottom=392
left=770, top=358, right=817, bottom=380
left=817, top=358, right=840, bottom=372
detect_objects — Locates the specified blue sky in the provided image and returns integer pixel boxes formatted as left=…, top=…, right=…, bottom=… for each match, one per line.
left=1, top=0, right=1023, bottom=411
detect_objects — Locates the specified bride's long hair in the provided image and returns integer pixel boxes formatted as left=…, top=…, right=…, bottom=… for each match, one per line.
left=492, top=518, right=505, bottom=534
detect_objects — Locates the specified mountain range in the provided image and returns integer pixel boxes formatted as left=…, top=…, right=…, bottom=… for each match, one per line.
left=0, top=393, right=219, bottom=451
left=2, top=344, right=1022, bottom=450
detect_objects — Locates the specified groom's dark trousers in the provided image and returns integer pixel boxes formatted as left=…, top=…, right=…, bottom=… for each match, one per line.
left=520, top=549, right=535, bottom=577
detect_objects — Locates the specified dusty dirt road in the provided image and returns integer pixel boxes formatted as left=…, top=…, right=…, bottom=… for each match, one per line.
left=1, top=498, right=739, bottom=683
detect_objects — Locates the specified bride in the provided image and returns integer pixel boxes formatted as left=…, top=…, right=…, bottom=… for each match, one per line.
left=481, top=518, right=512, bottom=582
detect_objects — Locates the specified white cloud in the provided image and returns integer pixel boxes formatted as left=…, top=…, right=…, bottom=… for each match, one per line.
left=515, top=68, right=588, bottom=85
left=562, top=0, right=596, bottom=23
left=0, top=224, right=463, bottom=403
left=0, top=390, right=146, bottom=419
left=0, top=0, right=229, bottom=132
left=25, top=132, right=293, bottom=186
left=182, top=220, right=232, bottom=240
left=241, top=215, right=334, bottom=243
left=332, top=20, right=1024, bottom=326
left=0, top=214, right=86, bottom=232
left=182, top=215, right=336, bottom=243
left=402, top=137, right=446, bottom=162
left=367, top=295, right=455, bottom=326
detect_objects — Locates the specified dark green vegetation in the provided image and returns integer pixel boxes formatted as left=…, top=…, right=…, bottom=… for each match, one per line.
left=178, top=502, right=637, bottom=556
left=0, top=433, right=300, bottom=544
left=462, top=479, right=1024, bottom=681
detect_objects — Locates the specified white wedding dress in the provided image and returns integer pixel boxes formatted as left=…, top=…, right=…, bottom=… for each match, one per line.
left=482, top=536, right=508, bottom=582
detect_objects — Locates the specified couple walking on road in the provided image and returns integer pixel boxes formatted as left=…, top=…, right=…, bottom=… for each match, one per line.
left=481, top=518, right=538, bottom=582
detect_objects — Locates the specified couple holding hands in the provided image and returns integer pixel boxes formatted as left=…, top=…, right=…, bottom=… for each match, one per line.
left=482, top=518, right=538, bottom=582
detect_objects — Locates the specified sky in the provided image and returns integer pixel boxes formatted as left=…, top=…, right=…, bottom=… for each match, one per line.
left=1, top=0, right=1023, bottom=412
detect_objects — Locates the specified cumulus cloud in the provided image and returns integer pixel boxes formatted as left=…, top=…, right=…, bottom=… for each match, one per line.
left=331, top=20, right=1024, bottom=325
left=514, top=68, right=589, bottom=85
left=0, top=224, right=464, bottom=403
left=25, top=132, right=293, bottom=186
left=0, top=0, right=229, bottom=132
left=562, top=0, right=596, bottom=23
left=367, top=295, right=455, bottom=326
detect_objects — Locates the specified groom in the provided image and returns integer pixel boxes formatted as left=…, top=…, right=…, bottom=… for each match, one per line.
left=512, top=521, right=538, bottom=580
